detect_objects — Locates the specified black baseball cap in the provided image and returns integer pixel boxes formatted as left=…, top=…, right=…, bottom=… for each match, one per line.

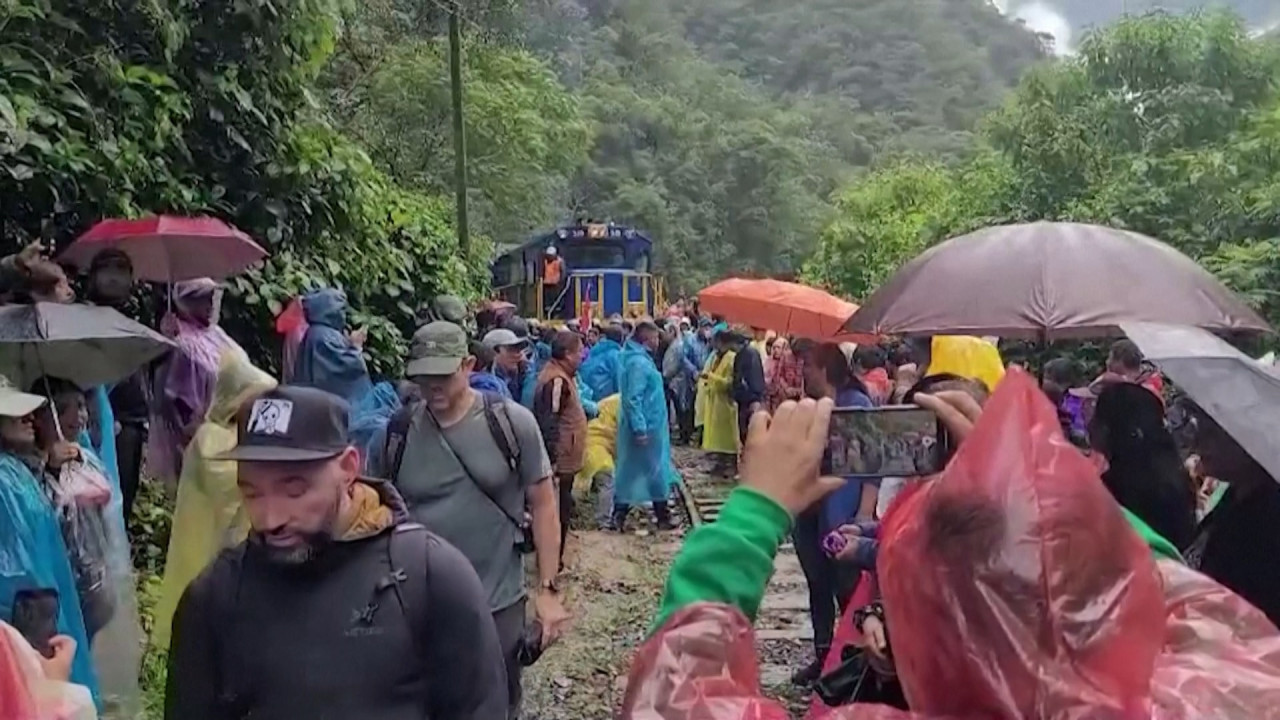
left=218, top=385, right=352, bottom=462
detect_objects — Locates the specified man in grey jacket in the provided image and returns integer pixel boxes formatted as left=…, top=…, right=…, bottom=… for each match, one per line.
left=165, top=385, right=506, bottom=720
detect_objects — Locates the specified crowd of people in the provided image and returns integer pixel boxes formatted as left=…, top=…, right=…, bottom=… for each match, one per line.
left=3, top=235, right=1280, bottom=720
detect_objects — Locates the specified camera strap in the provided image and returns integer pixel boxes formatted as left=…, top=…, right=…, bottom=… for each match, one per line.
left=421, top=401, right=527, bottom=534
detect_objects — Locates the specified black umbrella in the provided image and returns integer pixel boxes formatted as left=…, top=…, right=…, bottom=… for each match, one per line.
left=0, top=303, right=174, bottom=389
left=844, top=222, right=1271, bottom=340
left=1121, top=322, right=1280, bottom=483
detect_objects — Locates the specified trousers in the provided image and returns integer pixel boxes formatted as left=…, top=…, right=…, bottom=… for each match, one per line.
left=494, top=598, right=527, bottom=719
left=794, top=507, right=859, bottom=656
left=556, top=473, right=574, bottom=567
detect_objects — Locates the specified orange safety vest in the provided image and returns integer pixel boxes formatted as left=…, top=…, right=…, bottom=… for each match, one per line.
left=543, top=257, right=564, bottom=285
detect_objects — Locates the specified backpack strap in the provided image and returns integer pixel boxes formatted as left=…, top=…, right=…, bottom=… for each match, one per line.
left=384, top=401, right=419, bottom=483
left=386, top=523, right=432, bottom=661
left=480, top=391, right=520, bottom=474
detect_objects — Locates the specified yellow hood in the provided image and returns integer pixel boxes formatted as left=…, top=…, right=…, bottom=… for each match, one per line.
left=929, top=335, right=1005, bottom=393
left=207, top=352, right=278, bottom=425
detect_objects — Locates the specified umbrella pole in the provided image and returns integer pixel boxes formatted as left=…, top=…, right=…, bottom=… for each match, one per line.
left=1036, top=335, right=1050, bottom=384
left=36, top=349, right=67, bottom=442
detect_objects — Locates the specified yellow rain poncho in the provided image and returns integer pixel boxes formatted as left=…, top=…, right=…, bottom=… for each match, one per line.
left=151, top=353, right=276, bottom=650
left=701, top=350, right=739, bottom=455
left=575, top=394, right=620, bottom=495
left=928, top=335, right=1006, bottom=393
left=694, top=351, right=717, bottom=429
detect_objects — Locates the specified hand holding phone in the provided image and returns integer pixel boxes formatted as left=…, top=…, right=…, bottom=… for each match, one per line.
left=827, top=405, right=952, bottom=478
left=39, top=635, right=76, bottom=682
left=11, top=588, right=59, bottom=659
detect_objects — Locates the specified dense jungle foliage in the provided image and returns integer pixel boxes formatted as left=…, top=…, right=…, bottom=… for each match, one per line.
left=804, top=12, right=1280, bottom=332
left=0, top=0, right=487, bottom=376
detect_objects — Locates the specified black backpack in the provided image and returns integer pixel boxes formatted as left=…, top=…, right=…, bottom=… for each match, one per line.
left=213, top=523, right=435, bottom=719
left=382, top=391, right=520, bottom=482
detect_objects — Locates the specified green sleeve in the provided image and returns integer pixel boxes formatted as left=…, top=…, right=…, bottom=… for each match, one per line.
left=1121, top=507, right=1184, bottom=563
left=649, top=486, right=792, bottom=634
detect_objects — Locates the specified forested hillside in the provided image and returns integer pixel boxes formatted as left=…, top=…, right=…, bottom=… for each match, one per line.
left=804, top=12, right=1280, bottom=329
left=327, top=0, right=1049, bottom=290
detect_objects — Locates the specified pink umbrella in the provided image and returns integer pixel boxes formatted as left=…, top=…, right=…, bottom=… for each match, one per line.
left=61, top=215, right=268, bottom=282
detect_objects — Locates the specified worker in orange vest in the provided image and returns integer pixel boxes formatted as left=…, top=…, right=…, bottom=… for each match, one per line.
left=543, top=246, right=566, bottom=318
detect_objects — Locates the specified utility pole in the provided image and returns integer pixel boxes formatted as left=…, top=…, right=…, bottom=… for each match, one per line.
left=449, top=3, right=470, bottom=253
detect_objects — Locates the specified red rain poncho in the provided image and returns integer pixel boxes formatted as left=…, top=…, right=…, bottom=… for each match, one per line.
left=622, top=370, right=1280, bottom=720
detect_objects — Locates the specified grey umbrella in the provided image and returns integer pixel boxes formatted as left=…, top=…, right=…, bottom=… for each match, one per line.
left=0, top=302, right=174, bottom=390
left=1120, top=322, right=1280, bottom=482
left=843, top=222, right=1271, bottom=340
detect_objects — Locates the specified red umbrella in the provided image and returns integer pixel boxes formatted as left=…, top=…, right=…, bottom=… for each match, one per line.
left=61, top=215, right=268, bottom=282
left=698, top=278, right=875, bottom=342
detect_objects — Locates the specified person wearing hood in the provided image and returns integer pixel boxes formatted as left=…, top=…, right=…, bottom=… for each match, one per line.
left=292, top=288, right=372, bottom=406
left=662, top=319, right=700, bottom=445
left=623, top=376, right=1280, bottom=720
left=701, top=330, right=740, bottom=475
left=907, top=335, right=1005, bottom=396
left=0, top=378, right=99, bottom=701
left=580, top=324, right=625, bottom=401
left=149, top=279, right=246, bottom=488
left=165, top=386, right=507, bottom=720
left=151, top=353, right=277, bottom=651
left=612, top=322, right=677, bottom=531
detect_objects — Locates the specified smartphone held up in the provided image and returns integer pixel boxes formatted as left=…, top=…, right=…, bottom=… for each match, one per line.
left=10, top=588, right=59, bottom=659
left=827, top=405, right=952, bottom=478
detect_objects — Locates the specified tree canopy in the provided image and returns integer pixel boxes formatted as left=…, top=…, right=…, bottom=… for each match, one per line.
left=320, top=0, right=1050, bottom=292
left=806, top=11, right=1280, bottom=329
left=1, top=0, right=487, bottom=373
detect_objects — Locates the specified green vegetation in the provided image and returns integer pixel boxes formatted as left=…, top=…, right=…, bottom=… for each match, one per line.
left=806, top=12, right=1280, bottom=330
left=324, top=0, right=1049, bottom=291
left=0, top=0, right=486, bottom=375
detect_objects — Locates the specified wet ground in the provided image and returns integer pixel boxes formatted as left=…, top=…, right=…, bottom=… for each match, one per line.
left=523, top=445, right=816, bottom=718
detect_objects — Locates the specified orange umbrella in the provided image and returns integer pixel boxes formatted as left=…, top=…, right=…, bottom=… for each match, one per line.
left=697, top=278, right=874, bottom=342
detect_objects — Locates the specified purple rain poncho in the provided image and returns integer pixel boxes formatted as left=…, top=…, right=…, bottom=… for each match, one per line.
left=146, top=280, right=244, bottom=484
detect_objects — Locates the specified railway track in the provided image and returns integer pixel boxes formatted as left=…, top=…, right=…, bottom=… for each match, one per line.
left=671, top=447, right=816, bottom=710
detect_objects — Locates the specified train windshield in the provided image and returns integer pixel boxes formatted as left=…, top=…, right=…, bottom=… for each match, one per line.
left=563, top=242, right=628, bottom=270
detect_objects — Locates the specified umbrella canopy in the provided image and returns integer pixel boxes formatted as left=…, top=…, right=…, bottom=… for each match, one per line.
left=843, top=222, right=1270, bottom=340
left=0, top=303, right=174, bottom=389
left=698, top=278, right=873, bottom=342
left=1120, top=322, right=1280, bottom=483
left=61, top=215, right=267, bottom=282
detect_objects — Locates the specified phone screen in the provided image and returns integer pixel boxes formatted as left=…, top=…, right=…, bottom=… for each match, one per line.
left=11, top=588, right=59, bottom=659
left=828, top=406, right=947, bottom=478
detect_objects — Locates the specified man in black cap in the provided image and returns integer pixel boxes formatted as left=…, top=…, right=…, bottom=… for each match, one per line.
left=164, top=385, right=507, bottom=720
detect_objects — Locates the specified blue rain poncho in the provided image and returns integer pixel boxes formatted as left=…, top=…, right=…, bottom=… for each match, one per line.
left=577, top=374, right=599, bottom=420
left=350, top=381, right=401, bottom=468
left=293, top=289, right=372, bottom=405
left=581, top=339, right=623, bottom=401
left=470, top=371, right=512, bottom=400
left=0, top=453, right=98, bottom=700
left=614, top=340, right=676, bottom=506
left=520, top=341, right=552, bottom=409
left=82, top=386, right=118, bottom=519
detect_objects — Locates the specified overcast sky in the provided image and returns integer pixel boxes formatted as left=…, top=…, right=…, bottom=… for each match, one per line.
left=991, top=0, right=1277, bottom=55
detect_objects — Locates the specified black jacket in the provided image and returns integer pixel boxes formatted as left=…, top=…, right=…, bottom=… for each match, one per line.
left=164, top=479, right=507, bottom=720
left=732, top=344, right=767, bottom=408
